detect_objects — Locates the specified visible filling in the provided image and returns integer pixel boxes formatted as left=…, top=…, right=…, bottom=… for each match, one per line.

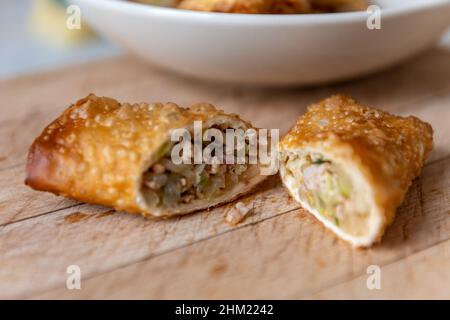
left=284, top=153, right=369, bottom=236
left=142, top=125, right=258, bottom=208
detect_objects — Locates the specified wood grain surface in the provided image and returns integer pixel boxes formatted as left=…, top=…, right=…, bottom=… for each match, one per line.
left=0, top=39, right=449, bottom=299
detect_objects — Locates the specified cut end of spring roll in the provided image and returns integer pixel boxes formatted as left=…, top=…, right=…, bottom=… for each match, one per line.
left=279, top=95, right=433, bottom=247
left=25, top=94, right=267, bottom=218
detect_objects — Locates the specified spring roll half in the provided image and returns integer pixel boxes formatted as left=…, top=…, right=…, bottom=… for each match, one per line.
left=279, top=95, right=433, bottom=247
left=25, top=94, right=267, bottom=218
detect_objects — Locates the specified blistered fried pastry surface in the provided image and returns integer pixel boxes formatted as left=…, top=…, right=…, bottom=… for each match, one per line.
left=176, top=0, right=366, bottom=13
left=25, top=94, right=266, bottom=218
left=309, top=0, right=368, bottom=12
left=279, top=95, right=433, bottom=247
left=177, top=0, right=274, bottom=13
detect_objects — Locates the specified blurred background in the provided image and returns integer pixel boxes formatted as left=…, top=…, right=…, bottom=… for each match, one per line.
left=2, top=0, right=449, bottom=81
left=1, top=0, right=120, bottom=79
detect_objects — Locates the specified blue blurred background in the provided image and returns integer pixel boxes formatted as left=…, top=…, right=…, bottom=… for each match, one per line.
left=0, top=0, right=120, bottom=79
left=2, top=0, right=449, bottom=81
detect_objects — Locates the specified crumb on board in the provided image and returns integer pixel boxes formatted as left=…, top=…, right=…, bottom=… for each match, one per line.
left=225, top=202, right=254, bottom=226
left=64, top=212, right=90, bottom=223
left=95, top=210, right=116, bottom=219
left=208, top=225, right=218, bottom=236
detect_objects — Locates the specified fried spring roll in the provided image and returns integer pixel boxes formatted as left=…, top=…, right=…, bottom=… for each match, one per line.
left=279, top=95, right=433, bottom=247
left=271, top=0, right=312, bottom=13
left=176, top=0, right=366, bottom=13
left=133, top=0, right=182, bottom=7
left=177, top=0, right=275, bottom=13
left=309, top=0, right=368, bottom=12
left=25, top=94, right=267, bottom=218
left=177, top=0, right=312, bottom=14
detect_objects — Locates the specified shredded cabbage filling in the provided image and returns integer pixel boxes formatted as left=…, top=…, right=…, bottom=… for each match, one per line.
left=285, top=153, right=369, bottom=234
left=142, top=125, right=256, bottom=208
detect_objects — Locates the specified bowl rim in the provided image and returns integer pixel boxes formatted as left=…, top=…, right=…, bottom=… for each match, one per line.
left=72, top=0, right=450, bottom=25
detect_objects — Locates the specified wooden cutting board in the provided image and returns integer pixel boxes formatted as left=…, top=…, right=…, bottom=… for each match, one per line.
left=1, top=42, right=450, bottom=299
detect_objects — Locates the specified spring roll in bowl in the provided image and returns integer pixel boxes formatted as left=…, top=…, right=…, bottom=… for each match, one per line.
left=279, top=95, right=433, bottom=247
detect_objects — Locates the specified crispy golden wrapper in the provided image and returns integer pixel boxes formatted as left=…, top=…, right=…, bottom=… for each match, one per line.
left=272, top=0, right=311, bottom=13
left=177, top=0, right=274, bottom=13
left=177, top=0, right=312, bottom=14
left=310, top=0, right=368, bottom=12
left=176, top=0, right=366, bottom=13
left=25, top=94, right=266, bottom=218
left=279, top=95, right=433, bottom=247
left=133, top=0, right=182, bottom=7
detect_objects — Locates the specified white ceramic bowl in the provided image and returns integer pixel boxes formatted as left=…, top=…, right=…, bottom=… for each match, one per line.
left=72, top=0, right=450, bottom=85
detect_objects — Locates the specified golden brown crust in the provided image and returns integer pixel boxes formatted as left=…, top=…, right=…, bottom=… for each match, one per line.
left=271, top=0, right=311, bottom=14
left=176, top=0, right=366, bottom=13
left=279, top=95, right=433, bottom=245
left=177, top=0, right=274, bottom=13
left=177, top=0, right=311, bottom=14
left=25, top=94, right=254, bottom=217
left=309, top=0, right=368, bottom=12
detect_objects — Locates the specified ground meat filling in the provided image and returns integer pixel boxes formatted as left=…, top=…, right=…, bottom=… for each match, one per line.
left=142, top=125, right=255, bottom=208
left=285, top=153, right=368, bottom=233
